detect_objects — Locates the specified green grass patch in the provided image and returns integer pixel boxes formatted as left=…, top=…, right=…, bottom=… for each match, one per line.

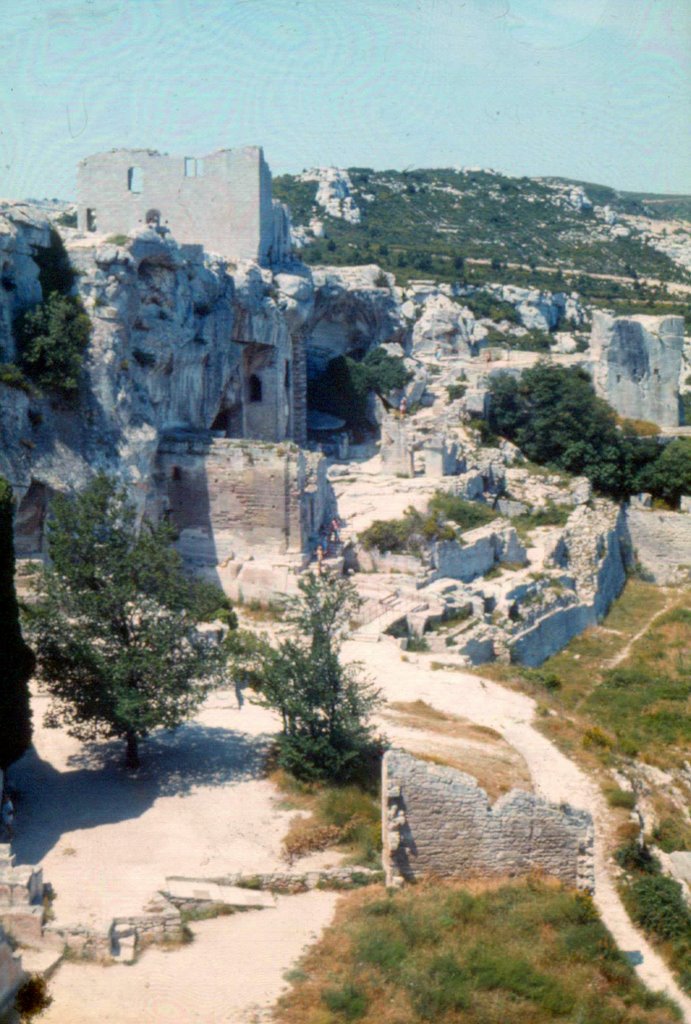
left=275, top=878, right=682, bottom=1023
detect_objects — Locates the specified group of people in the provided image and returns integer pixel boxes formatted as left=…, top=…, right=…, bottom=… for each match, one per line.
left=315, top=516, right=343, bottom=575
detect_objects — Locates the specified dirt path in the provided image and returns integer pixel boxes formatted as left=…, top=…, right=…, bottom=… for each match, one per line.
left=11, top=687, right=340, bottom=1023
left=346, top=637, right=691, bottom=1020
left=606, top=591, right=676, bottom=669
left=39, top=891, right=338, bottom=1024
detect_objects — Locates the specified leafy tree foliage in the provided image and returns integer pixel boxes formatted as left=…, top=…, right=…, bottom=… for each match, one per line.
left=26, top=475, right=228, bottom=768
left=637, top=439, right=691, bottom=507
left=308, top=348, right=410, bottom=433
left=231, top=572, right=381, bottom=782
left=0, top=477, right=34, bottom=771
left=487, top=364, right=670, bottom=500
left=16, top=292, right=91, bottom=397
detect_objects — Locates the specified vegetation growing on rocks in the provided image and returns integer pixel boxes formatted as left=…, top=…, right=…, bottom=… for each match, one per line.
left=359, top=493, right=496, bottom=555
left=15, top=291, right=91, bottom=397
left=488, top=364, right=691, bottom=503
left=274, top=166, right=689, bottom=287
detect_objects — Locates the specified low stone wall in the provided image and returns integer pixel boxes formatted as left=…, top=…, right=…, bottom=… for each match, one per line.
left=430, top=524, right=525, bottom=584
left=627, top=507, right=691, bottom=584
left=0, top=924, right=23, bottom=1022
left=382, top=751, right=594, bottom=890
left=0, top=845, right=44, bottom=947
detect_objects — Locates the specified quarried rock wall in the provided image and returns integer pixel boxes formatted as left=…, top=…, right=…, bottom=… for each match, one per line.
left=383, top=750, right=594, bottom=890
left=627, top=506, right=691, bottom=584
left=591, top=312, right=684, bottom=427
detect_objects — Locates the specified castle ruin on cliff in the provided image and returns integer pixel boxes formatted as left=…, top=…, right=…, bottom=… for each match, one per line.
left=77, top=146, right=291, bottom=266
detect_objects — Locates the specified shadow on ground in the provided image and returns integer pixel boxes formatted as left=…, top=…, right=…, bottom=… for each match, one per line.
left=8, top=724, right=272, bottom=867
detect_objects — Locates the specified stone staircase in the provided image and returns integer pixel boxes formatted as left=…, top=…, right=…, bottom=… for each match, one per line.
left=352, top=592, right=428, bottom=642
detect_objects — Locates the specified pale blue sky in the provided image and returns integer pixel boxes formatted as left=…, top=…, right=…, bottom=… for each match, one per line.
left=0, top=0, right=689, bottom=199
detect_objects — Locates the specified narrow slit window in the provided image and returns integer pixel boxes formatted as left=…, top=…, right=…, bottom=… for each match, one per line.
left=127, top=166, right=143, bottom=193
left=184, top=157, right=197, bottom=177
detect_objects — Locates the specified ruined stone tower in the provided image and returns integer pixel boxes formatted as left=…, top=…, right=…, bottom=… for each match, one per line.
left=77, top=146, right=290, bottom=265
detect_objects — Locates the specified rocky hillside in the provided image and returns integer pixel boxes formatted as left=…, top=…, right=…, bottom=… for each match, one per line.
left=274, top=167, right=691, bottom=308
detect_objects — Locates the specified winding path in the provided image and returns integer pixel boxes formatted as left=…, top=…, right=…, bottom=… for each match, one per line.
left=345, top=636, right=691, bottom=1020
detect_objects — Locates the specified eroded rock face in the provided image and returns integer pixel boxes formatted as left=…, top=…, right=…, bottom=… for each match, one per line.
left=411, top=293, right=482, bottom=357
left=297, top=167, right=361, bottom=224
left=306, top=264, right=408, bottom=373
left=591, top=312, right=684, bottom=427
left=0, top=201, right=51, bottom=361
left=0, top=208, right=406, bottom=585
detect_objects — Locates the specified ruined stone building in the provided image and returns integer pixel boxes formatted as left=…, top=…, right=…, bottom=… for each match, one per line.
left=77, top=147, right=291, bottom=265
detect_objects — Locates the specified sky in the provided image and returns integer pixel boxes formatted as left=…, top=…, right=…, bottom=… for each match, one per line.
left=0, top=0, right=689, bottom=200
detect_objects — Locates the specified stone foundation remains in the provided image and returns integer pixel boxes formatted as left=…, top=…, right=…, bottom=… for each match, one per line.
left=382, top=751, right=594, bottom=890
left=0, top=845, right=43, bottom=947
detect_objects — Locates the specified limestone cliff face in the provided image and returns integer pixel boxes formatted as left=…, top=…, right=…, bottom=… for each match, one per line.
left=0, top=203, right=51, bottom=362
left=0, top=205, right=406, bottom=561
left=590, top=311, right=684, bottom=427
left=306, top=264, right=408, bottom=373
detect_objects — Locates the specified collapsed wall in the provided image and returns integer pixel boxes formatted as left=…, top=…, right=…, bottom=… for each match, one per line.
left=382, top=750, right=594, bottom=890
left=590, top=312, right=684, bottom=427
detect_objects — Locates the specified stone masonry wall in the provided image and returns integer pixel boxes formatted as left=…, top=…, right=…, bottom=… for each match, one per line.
left=77, top=147, right=276, bottom=264
left=627, top=506, right=691, bottom=584
left=383, top=751, right=594, bottom=890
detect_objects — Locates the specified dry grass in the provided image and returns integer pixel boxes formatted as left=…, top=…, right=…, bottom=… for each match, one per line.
left=476, top=581, right=690, bottom=771
left=382, top=700, right=531, bottom=800
left=272, top=771, right=381, bottom=869
left=274, top=878, right=682, bottom=1024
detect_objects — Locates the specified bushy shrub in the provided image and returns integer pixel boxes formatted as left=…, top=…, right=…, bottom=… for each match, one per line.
left=487, top=363, right=678, bottom=500
left=0, top=362, right=33, bottom=393
left=14, top=973, right=52, bottom=1020
left=16, top=292, right=91, bottom=397
left=615, top=840, right=659, bottom=874
left=427, top=492, right=496, bottom=530
left=628, top=875, right=691, bottom=940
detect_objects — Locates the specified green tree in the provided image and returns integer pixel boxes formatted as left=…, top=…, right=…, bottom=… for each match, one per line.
left=308, top=348, right=410, bottom=433
left=637, top=439, right=691, bottom=507
left=16, top=292, right=91, bottom=397
left=231, top=572, right=381, bottom=782
left=26, top=475, right=228, bottom=768
left=487, top=363, right=664, bottom=499
left=0, top=477, right=34, bottom=771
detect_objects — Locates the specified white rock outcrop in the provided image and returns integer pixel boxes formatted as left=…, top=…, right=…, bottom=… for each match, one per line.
left=590, top=312, right=685, bottom=427
left=297, top=167, right=361, bottom=224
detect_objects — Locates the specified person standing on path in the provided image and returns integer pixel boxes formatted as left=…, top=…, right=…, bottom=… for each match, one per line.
left=1, top=794, right=14, bottom=841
